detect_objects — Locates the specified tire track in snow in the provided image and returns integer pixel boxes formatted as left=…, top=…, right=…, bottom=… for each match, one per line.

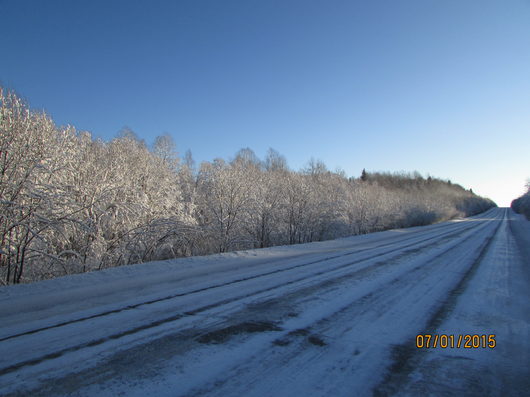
left=372, top=208, right=506, bottom=396
left=180, top=210, right=504, bottom=397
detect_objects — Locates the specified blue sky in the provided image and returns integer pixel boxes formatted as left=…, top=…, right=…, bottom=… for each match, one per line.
left=1, top=0, right=529, bottom=206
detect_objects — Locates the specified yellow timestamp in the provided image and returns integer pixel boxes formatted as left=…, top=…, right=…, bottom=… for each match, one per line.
left=416, top=334, right=496, bottom=349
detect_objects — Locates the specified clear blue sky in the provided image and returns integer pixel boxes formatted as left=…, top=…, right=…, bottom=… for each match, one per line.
left=1, top=0, right=529, bottom=206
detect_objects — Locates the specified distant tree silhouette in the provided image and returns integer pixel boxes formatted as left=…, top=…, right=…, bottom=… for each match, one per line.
left=361, top=169, right=368, bottom=182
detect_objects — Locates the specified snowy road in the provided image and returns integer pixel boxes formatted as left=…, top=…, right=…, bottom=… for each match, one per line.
left=1, top=207, right=529, bottom=396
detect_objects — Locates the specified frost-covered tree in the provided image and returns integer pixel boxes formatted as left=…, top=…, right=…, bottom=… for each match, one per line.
left=153, top=133, right=178, bottom=166
left=0, top=86, right=497, bottom=284
left=196, top=158, right=253, bottom=252
left=264, top=148, right=288, bottom=172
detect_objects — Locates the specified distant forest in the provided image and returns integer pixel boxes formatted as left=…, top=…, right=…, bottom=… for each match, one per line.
left=0, top=87, right=496, bottom=285
left=511, top=182, right=530, bottom=220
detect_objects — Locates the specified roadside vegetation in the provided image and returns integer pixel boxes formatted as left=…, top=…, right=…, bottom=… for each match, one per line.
left=511, top=181, right=530, bottom=220
left=0, top=87, right=496, bottom=284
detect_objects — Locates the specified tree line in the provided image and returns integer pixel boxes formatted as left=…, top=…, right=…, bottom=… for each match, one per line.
left=0, top=87, right=496, bottom=285
left=511, top=181, right=530, bottom=220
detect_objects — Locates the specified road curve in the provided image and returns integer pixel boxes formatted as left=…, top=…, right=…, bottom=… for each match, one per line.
left=1, top=207, right=528, bottom=396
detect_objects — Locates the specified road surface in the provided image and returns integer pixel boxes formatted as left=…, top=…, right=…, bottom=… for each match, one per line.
left=1, top=207, right=529, bottom=396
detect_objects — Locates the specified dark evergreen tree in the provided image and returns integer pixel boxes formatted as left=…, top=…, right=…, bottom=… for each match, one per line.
left=361, top=168, right=368, bottom=182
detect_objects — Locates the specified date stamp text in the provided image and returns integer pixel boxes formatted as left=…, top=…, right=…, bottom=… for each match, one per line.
left=416, top=334, right=496, bottom=349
